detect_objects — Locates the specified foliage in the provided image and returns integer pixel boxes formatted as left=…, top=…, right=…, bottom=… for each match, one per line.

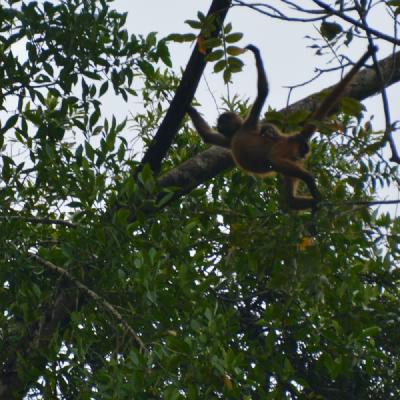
left=168, top=15, right=245, bottom=83
left=1, top=1, right=400, bottom=399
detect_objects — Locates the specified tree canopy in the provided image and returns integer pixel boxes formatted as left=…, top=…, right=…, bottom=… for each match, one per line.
left=1, top=1, right=400, bottom=399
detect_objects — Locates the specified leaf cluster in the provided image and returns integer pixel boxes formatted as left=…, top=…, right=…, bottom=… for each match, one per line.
left=168, top=13, right=245, bottom=83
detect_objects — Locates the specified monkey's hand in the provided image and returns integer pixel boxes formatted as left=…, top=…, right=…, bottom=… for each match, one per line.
left=245, top=44, right=260, bottom=54
left=187, top=105, right=199, bottom=117
left=367, top=44, right=378, bottom=55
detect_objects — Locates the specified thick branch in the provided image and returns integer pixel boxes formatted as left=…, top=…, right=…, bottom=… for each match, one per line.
left=139, top=0, right=232, bottom=174
left=29, top=254, right=146, bottom=352
left=157, top=50, right=400, bottom=194
left=0, top=253, right=146, bottom=398
left=158, top=145, right=232, bottom=196
left=0, top=289, right=75, bottom=398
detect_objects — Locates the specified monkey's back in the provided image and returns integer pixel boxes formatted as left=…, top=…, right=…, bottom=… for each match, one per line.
left=231, top=133, right=276, bottom=176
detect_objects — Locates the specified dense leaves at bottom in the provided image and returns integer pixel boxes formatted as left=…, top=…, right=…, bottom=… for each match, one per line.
left=2, top=151, right=400, bottom=399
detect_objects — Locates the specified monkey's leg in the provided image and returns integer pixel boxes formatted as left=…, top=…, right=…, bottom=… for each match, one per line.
left=271, top=159, right=320, bottom=200
left=283, top=176, right=318, bottom=210
left=187, top=106, right=230, bottom=148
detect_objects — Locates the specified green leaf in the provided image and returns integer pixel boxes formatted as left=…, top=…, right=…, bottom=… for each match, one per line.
left=157, top=40, right=172, bottom=67
left=361, top=326, right=381, bottom=337
left=85, top=141, right=95, bottom=161
left=89, top=109, right=100, bottom=129
left=286, top=110, right=309, bottom=125
left=223, top=68, right=232, bottom=83
left=138, top=60, right=155, bottom=78
left=117, top=142, right=126, bottom=162
left=227, top=56, right=244, bottom=68
left=99, top=81, right=109, bottom=97
left=1, top=155, right=14, bottom=183
left=340, top=97, right=364, bottom=116
left=1, top=114, right=18, bottom=134
left=138, top=164, right=156, bottom=193
left=224, top=23, right=233, bottom=34
left=226, top=46, right=245, bottom=56
left=82, top=71, right=102, bottom=80
left=185, top=19, right=202, bottom=30
left=214, top=59, right=226, bottom=73
left=203, top=37, right=222, bottom=49
left=345, top=29, right=354, bottom=46
left=320, top=21, right=343, bottom=41
left=167, top=33, right=196, bottom=43
left=146, top=31, right=157, bottom=47
left=225, top=32, right=243, bottom=43
left=205, top=50, right=224, bottom=62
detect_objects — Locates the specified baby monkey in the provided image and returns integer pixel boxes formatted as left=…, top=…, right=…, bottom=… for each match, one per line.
left=187, top=45, right=376, bottom=209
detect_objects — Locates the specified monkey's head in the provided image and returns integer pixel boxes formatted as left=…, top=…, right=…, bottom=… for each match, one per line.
left=217, top=112, right=243, bottom=138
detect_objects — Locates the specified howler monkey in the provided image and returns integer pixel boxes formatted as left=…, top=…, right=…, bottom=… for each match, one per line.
left=187, top=45, right=375, bottom=210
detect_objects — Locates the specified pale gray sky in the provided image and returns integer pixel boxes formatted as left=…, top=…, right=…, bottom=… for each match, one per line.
left=110, top=1, right=399, bottom=212
left=113, top=0, right=396, bottom=122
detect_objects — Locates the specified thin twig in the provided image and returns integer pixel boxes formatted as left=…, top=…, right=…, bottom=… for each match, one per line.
left=339, top=199, right=400, bottom=206
left=0, top=215, right=77, bottom=228
left=284, top=60, right=355, bottom=107
left=28, top=253, right=147, bottom=353
left=203, top=74, right=220, bottom=114
left=355, top=2, right=400, bottom=163
left=233, top=0, right=324, bottom=22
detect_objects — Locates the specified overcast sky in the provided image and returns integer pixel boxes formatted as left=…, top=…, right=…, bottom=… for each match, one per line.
left=112, top=1, right=397, bottom=124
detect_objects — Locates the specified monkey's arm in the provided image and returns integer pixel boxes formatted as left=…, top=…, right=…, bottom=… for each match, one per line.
left=271, top=158, right=319, bottom=201
left=187, top=106, right=231, bottom=148
left=244, top=45, right=269, bottom=128
left=299, top=46, right=377, bottom=141
left=283, top=176, right=318, bottom=210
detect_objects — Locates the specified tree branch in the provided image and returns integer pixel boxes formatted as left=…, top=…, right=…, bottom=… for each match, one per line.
left=0, top=215, right=77, bottom=228
left=233, top=0, right=325, bottom=22
left=157, top=145, right=233, bottom=196
left=29, top=253, right=146, bottom=352
left=139, top=0, right=232, bottom=174
left=0, top=288, right=75, bottom=398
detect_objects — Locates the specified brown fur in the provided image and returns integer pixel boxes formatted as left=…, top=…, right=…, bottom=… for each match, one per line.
left=187, top=45, right=375, bottom=210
